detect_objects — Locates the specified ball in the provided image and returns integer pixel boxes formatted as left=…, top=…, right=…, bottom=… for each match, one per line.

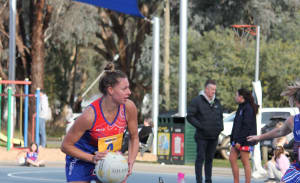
left=18, top=157, right=25, bottom=165
left=95, top=152, right=128, bottom=183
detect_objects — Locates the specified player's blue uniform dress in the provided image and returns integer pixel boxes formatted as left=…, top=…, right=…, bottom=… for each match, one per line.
left=281, top=114, right=300, bottom=183
left=65, top=98, right=127, bottom=182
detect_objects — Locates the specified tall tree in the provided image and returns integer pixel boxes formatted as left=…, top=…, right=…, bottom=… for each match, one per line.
left=90, top=2, right=162, bottom=115
left=163, top=0, right=171, bottom=110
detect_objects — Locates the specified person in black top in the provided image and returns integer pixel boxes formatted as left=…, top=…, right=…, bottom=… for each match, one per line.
left=229, top=88, right=258, bottom=183
left=139, top=117, right=153, bottom=144
left=187, top=79, right=223, bottom=183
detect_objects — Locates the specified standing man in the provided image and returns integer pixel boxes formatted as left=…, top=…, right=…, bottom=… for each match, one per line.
left=39, top=90, right=51, bottom=148
left=187, top=79, right=223, bottom=183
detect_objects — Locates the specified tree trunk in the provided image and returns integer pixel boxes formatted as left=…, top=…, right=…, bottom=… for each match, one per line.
left=163, top=0, right=171, bottom=111
left=29, top=0, right=45, bottom=144
left=69, top=45, right=78, bottom=108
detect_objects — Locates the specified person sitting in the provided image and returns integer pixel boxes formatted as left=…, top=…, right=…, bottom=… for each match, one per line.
left=138, top=117, right=153, bottom=145
left=264, top=146, right=290, bottom=183
left=17, top=143, right=45, bottom=167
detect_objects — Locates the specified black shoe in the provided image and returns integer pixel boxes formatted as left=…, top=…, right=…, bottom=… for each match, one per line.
left=158, top=177, right=164, bottom=183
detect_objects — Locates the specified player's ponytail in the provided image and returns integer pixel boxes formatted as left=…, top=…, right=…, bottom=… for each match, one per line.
left=98, top=62, right=127, bottom=95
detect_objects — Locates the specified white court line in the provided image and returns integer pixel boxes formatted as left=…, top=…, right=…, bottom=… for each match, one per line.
left=7, top=170, right=65, bottom=182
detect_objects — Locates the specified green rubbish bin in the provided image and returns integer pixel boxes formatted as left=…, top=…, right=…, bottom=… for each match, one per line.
left=157, top=115, right=197, bottom=165
left=183, top=118, right=197, bottom=164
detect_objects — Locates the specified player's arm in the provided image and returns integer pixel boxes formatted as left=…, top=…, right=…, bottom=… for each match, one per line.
left=125, top=100, right=139, bottom=174
left=247, top=116, right=293, bottom=142
left=61, top=107, right=97, bottom=163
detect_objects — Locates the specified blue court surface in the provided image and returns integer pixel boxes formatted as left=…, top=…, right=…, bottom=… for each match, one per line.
left=0, top=165, right=265, bottom=183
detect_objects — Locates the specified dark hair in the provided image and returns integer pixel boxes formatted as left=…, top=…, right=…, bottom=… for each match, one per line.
left=29, top=143, right=38, bottom=152
left=205, top=79, right=216, bottom=88
left=98, top=63, right=127, bottom=95
left=238, top=88, right=259, bottom=115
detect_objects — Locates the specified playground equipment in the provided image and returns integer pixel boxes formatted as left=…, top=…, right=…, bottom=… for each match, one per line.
left=0, top=78, right=40, bottom=150
left=0, top=132, right=23, bottom=146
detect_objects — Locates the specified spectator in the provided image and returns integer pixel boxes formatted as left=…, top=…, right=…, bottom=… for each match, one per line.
left=139, top=117, right=153, bottom=144
left=17, top=143, right=45, bottom=167
left=187, top=79, right=223, bottom=183
left=39, top=90, right=51, bottom=148
left=264, top=146, right=290, bottom=183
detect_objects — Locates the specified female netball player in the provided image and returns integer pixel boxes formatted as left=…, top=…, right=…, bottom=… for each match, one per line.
left=61, top=63, right=139, bottom=183
left=248, top=81, right=300, bottom=183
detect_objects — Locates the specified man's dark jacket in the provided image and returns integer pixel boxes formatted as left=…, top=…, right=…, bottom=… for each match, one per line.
left=187, top=95, right=224, bottom=140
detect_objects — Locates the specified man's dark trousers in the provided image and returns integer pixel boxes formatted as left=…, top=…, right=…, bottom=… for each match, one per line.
left=195, top=138, right=218, bottom=183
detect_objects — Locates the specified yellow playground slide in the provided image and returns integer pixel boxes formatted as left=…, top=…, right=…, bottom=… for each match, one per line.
left=0, top=132, right=24, bottom=146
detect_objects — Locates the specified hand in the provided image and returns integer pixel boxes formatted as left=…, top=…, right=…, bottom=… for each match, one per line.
left=121, top=161, right=133, bottom=183
left=92, top=151, right=108, bottom=164
left=121, top=176, right=128, bottom=183
left=247, top=135, right=260, bottom=144
left=235, top=143, right=241, bottom=149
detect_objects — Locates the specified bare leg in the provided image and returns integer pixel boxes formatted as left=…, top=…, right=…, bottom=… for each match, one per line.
left=26, top=159, right=40, bottom=167
left=229, top=147, right=240, bottom=183
left=37, top=160, right=45, bottom=166
left=240, top=151, right=251, bottom=183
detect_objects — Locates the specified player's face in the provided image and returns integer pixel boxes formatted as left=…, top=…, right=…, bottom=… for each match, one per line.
left=235, top=92, right=243, bottom=103
left=110, top=77, right=131, bottom=104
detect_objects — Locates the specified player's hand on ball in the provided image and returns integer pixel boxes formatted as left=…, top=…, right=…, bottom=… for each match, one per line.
left=121, top=161, right=133, bottom=183
left=92, top=151, right=107, bottom=164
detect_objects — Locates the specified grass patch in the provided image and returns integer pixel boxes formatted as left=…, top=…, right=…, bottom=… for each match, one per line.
left=213, top=159, right=244, bottom=168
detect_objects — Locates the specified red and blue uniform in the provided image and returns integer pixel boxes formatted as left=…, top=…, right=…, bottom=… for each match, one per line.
left=281, top=114, right=300, bottom=183
left=65, top=98, right=127, bottom=182
left=26, top=152, right=38, bottom=162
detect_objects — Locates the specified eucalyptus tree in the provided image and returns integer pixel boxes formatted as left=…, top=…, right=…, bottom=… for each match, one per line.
left=44, top=0, right=163, bottom=119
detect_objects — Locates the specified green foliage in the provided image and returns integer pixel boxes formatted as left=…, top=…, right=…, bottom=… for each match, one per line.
left=168, top=0, right=300, bottom=36
left=260, top=39, right=300, bottom=107
left=167, top=24, right=300, bottom=112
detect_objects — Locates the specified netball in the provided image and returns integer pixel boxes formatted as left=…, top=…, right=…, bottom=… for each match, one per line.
left=95, top=152, right=128, bottom=183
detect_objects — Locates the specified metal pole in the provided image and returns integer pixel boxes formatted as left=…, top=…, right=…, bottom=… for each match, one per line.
left=35, top=88, right=40, bottom=145
left=19, top=89, right=23, bottom=140
left=24, top=78, right=29, bottom=147
left=9, top=0, right=17, bottom=150
left=9, top=0, right=16, bottom=81
left=81, top=73, right=103, bottom=98
left=251, top=81, right=267, bottom=178
left=178, top=0, right=188, bottom=117
left=152, top=17, right=160, bottom=155
left=7, top=87, right=12, bottom=150
left=254, top=26, right=260, bottom=82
